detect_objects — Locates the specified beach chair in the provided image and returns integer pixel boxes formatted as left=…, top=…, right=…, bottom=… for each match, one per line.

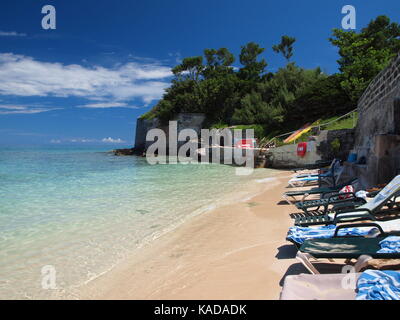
left=287, top=218, right=400, bottom=248
left=282, top=178, right=358, bottom=204
left=281, top=270, right=400, bottom=300
left=294, top=191, right=366, bottom=214
left=292, top=160, right=334, bottom=173
left=280, top=273, right=360, bottom=300
left=294, top=175, right=400, bottom=227
left=288, top=175, right=320, bottom=188
left=287, top=159, right=340, bottom=188
left=296, top=234, right=400, bottom=275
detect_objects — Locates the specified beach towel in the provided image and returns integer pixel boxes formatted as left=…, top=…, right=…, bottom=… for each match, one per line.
left=356, top=270, right=400, bottom=300
left=288, top=175, right=319, bottom=187
left=338, top=185, right=354, bottom=199
left=287, top=225, right=377, bottom=245
left=377, top=236, right=400, bottom=253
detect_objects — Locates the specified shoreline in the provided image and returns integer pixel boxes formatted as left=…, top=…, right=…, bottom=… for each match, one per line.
left=77, top=170, right=300, bottom=300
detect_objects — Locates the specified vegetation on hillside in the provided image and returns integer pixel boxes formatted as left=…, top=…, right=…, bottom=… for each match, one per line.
left=141, top=16, right=400, bottom=139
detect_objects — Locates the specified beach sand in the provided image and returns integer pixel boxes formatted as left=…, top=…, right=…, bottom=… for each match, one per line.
left=78, top=170, right=309, bottom=300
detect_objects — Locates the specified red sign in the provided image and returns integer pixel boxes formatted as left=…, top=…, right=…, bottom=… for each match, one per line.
left=235, top=139, right=256, bottom=149
left=297, top=142, right=307, bottom=157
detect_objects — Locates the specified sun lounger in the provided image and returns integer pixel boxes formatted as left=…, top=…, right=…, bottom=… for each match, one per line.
left=292, top=160, right=334, bottom=173
left=294, top=175, right=400, bottom=226
left=281, top=270, right=400, bottom=300
left=288, top=175, right=320, bottom=187
left=295, top=191, right=366, bottom=214
left=287, top=219, right=400, bottom=247
left=287, top=159, right=341, bottom=189
left=282, top=178, right=358, bottom=204
left=297, top=235, right=400, bottom=274
left=280, top=272, right=360, bottom=300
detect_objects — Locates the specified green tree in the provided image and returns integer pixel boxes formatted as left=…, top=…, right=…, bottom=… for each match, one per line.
left=329, top=15, right=400, bottom=102
left=172, top=56, right=204, bottom=81
left=288, top=74, right=354, bottom=125
left=272, top=35, right=296, bottom=61
left=232, top=91, right=284, bottom=128
left=238, top=42, right=267, bottom=81
left=203, top=48, right=235, bottom=79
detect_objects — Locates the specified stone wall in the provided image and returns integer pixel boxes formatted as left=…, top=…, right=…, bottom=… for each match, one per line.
left=351, top=53, right=400, bottom=187
left=317, top=129, right=355, bottom=161
left=134, top=117, right=161, bottom=154
left=134, top=113, right=206, bottom=153
left=356, top=53, right=400, bottom=154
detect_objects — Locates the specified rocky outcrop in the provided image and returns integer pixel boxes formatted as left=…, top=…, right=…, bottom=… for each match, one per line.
left=113, top=148, right=136, bottom=156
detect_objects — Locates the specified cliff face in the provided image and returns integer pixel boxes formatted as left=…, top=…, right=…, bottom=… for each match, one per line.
left=134, top=113, right=206, bottom=154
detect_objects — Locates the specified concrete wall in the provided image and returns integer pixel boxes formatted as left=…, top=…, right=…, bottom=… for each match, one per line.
left=266, top=129, right=355, bottom=169
left=267, top=141, right=320, bottom=168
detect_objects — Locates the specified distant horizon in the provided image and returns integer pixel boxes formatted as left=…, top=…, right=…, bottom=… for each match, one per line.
left=1, top=0, right=400, bottom=145
left=0, top=142, right=133, bottom=148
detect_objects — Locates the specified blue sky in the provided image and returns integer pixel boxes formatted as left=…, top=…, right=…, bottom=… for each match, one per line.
left=0, top=0, right=399, bottom=146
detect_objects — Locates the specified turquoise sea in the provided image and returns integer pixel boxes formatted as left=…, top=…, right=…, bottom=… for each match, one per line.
left=0, top=146, right=276, bottom=299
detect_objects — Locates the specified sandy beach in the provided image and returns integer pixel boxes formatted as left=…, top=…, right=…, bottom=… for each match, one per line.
left=78, top=170, right=310, bottom=300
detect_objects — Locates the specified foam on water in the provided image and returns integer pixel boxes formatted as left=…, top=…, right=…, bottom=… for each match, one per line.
left=0, top=145, right=277, bottom=299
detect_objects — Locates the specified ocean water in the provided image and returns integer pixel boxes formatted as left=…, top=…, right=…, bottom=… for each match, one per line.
left=0, top=145, right=276, bottom=299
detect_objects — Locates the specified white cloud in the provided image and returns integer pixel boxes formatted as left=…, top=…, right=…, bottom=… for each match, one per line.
left=0, top=104, right=60, bottom=115
left=0, top=31, right=26, bottom=37
left=78, top=102, right=138, bottom=109
left=102, top=137, right=126, bottom=143
left=50, top=137, right=126, bottom=144
left=0, top=53, right=172, bottom=104
left=70, top=138, right=96, bottom=143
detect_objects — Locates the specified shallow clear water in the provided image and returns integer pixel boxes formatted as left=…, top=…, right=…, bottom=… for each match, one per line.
left=0, top=145, right=275, bottom=299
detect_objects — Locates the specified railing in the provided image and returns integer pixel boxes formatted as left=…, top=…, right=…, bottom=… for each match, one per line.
left=260, top=108, right=358, bottom=149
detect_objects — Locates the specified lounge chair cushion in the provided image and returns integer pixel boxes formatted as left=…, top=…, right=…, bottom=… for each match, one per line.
left=300, top=237, right=400, bottom=259
left=280, top=273, right=359, bottom=300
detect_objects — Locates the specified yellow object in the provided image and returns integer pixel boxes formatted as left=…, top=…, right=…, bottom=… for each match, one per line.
left=283, top=120, right=321, bottom=144
left=284, top=123, right=311, bottom=143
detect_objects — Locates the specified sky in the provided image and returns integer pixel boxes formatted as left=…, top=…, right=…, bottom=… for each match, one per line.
left=0, top=0, right=399, bottom=146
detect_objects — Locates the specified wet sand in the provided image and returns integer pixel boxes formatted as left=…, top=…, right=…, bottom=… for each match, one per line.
left=79, top=170, right=306, bottom=299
